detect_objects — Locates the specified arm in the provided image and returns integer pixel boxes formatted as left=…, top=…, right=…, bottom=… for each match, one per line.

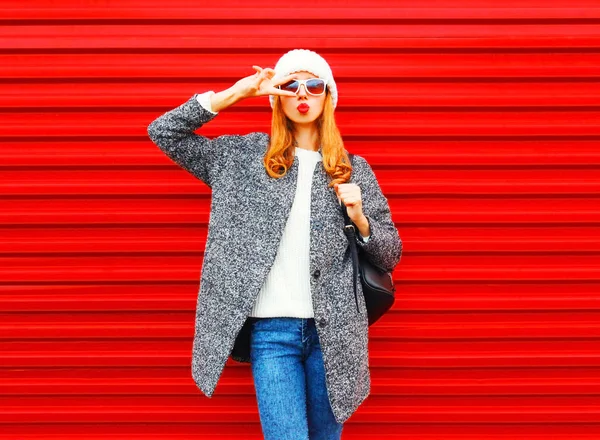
left=147, top=86, right=244, bottom=187
left=147, top=67, right=300, bottom=186
left=195, top=90, right=219, bottom=115
left=352, top=156, right=402, bottom=272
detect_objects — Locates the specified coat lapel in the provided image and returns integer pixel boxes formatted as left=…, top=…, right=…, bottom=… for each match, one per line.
left=246, top=152, right=348, bottom=295
left=310, top=160, right=349, bottom=272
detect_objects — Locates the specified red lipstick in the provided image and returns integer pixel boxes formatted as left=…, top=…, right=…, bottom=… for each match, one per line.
left=297, top=103, right=310, bottom=113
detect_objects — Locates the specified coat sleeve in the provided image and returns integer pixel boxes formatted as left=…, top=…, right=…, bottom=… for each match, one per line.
left=352, top=155, right=402, bottom=272
left=147, top=92, right=243, bottom=188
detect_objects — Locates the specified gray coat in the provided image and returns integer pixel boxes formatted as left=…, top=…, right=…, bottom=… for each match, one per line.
left=147, top=94, right=402, bottom=424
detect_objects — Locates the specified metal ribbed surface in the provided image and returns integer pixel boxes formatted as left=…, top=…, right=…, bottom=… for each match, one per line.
left=2, top=1, right=600, bottom=438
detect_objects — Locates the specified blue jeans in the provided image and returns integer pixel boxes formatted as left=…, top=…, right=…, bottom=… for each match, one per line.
left=249, top=317, right=344, bottom=440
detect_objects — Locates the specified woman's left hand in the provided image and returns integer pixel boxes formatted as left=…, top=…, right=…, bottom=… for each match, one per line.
left=333, top=183, right=366, bottom=224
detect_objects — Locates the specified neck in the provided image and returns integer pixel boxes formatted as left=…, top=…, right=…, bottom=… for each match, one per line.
left=293, top=124, right=320, bottom=152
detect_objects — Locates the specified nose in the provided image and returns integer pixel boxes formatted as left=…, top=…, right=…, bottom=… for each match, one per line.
left=297, top=83, right=308, bottom=97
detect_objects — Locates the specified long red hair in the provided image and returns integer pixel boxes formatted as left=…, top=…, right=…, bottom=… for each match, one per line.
left=263, top=89, right=352, bottom=188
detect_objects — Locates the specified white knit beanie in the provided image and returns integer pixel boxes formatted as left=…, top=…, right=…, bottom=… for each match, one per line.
left=269, top=48, right=338, bottom=110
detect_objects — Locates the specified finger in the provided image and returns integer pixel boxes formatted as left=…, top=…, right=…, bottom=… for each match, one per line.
left=270, top=88, right=297, bottom=97
left=338, top=190, right=359, bottom=202
left=261, top=69, right=274, bottom=80
left=336, top=184, right=350, bottom=195
left=272, top=73, right=299, bottom=87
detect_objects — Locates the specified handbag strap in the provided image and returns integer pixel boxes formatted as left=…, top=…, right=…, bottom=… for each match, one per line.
left=340, top=153, right=361, bottom=313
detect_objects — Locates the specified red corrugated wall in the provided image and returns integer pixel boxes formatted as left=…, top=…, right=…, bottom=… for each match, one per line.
left=2, top=1, right=600, bottom=438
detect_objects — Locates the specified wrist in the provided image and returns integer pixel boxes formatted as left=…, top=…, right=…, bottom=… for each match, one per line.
left=211, top=86, right=244, bottom=113
left=354, top=214, right=370, bottom=237
left=229, top=84, right=246, bottom=102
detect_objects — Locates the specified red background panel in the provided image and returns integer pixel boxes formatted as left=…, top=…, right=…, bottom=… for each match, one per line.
left=2, top=0, right=600, bottom=439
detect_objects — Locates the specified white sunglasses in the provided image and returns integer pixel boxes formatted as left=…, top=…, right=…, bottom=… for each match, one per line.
left=277, top=78, right=328, bottom=96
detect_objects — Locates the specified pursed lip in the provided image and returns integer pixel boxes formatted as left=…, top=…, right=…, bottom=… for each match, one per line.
left=297, top=103, right=310, bottom=111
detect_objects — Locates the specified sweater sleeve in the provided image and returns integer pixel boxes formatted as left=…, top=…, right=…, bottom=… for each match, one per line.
left=195, top=90, right=219, bottom=115
left=353, top=155, right=402, bottom=272
left=147, top=92, right=241, bottom=188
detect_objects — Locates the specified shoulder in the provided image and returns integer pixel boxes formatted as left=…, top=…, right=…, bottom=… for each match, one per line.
left=244, top=131, right=270, bottom=148
left=241, top=131, right=270, bottom=154
left=212, top=130, right=268, bottom=145
left=349, top=153, right=377, bottom=183
left=350, top=153, right=368, bottom=166
left=213, top=131, right=269, bottom=163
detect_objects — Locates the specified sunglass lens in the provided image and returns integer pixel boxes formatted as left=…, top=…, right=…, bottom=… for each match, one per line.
left=280, top=80, right=299, bottom=92
left=307, top=79, right=325, bottom=95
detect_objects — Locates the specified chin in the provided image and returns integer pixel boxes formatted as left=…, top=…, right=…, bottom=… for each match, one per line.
left=285, top=109, right=323, bottom=124
left=293, top=117, right=318, bottom=125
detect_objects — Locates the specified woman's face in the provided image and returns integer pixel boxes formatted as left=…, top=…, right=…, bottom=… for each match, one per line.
left=278, top=71, right=327, bottom=126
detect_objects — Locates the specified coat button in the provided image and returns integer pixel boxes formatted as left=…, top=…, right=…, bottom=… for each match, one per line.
left=318, top=318, right=327, bottom=327
left=312, top=269, right=320, bottom=278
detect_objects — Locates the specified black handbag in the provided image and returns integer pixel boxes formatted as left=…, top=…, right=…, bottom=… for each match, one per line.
left=340, top=154, right=396, bottom=326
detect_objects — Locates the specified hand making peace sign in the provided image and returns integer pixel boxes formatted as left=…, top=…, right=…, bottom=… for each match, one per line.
left=233, top=65, right=300, bottom=100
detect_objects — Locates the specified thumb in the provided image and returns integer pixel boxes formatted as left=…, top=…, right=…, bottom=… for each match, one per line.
left=333, top=183, right=341, bottom=203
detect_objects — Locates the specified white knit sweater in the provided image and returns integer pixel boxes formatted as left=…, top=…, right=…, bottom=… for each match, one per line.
left=195, top=91, right=369, bottom=318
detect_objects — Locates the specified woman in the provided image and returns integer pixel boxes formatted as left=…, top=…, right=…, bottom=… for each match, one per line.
left=147, top=48, right=402, bottom=439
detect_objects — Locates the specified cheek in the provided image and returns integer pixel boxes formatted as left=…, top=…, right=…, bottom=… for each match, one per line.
left=283, top=99, right=295, bottom=111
